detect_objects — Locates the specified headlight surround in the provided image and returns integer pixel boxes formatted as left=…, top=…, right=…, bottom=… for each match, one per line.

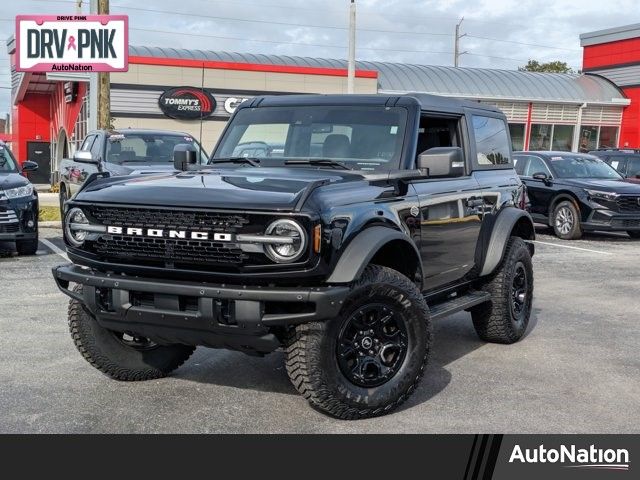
left=65, top=207, right=90, bottom=247
left=3, top=184, right=33, bottom=199
left=264, top=219, right=307, bottom=263
left=586, top=189, right=619, bottom=202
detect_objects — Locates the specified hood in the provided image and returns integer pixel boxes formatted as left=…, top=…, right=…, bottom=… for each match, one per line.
left=556, top=177, right=640, bottom=194
left=76, top=167, right=365, bottom=211
left=0, top=172, right=30, bottom=191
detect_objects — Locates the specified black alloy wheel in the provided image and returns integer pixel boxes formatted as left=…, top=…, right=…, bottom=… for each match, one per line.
left=510, top=262, right=528, bottom=323
left=336, top=303, right=408, bottom=388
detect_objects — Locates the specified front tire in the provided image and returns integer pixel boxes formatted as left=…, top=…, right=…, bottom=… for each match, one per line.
left=68, top=286, right=195, bottom=381
left=552, top=200, right=582, bottom=240
left=471, top=236, right=534, bottom=344
left=285, top=265, right=431, bottom=419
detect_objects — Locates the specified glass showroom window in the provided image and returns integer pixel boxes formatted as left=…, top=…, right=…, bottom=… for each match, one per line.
left=529, top=124, right=574, bottom=151
left=551, top=125, right=574, bottom=151
left=578, top=126, right=599, bottom=152
left=509, top=124, right=525, bottom=151
left=598, top=126, right=619, bottom=149
left=529, top=124, right=551, bottom=150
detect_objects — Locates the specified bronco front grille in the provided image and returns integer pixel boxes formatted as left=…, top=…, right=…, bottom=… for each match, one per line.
left=94, top=235, right=247, bottom=265
left=616, top=196, right=640, bottom=212
left=84, top=206, right=257, bottom=270
left=88, top=205, right=250, bottom=231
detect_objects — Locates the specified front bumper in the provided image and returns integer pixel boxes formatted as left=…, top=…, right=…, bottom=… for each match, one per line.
left=0, top=196, right=38, bottom=241
left=52, top=264, right=349, bottom=354
left=583, top=209, right=640, bottom=231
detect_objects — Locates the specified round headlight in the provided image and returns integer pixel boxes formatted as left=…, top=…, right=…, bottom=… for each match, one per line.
left=264, top=219, right=307, bottom=263
left=65, top=207, right=90, bottom=247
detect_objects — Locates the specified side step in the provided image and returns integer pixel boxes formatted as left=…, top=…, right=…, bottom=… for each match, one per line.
left=428, top=291, right=491, bottom=321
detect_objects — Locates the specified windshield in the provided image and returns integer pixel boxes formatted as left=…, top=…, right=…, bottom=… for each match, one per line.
left=0, top=145, right=18, bottom=172
left=549, top=155, right=623, bottom=179
left=106, top=133, right=207, bottom=164
left=212, top=105, right=408, bottom=171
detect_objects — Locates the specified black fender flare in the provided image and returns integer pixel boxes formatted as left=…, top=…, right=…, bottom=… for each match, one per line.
left=327, top=226, right=421, bottom=284
left=479, top=208, right=535, bottom=277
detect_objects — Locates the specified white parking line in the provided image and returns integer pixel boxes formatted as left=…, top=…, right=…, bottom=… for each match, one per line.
left=531, top=240, right=612, bottom=255
left=39, top=238, right=70, bottom=261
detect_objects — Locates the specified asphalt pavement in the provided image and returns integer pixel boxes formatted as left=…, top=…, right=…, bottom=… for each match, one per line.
left=0, top=226, right=638, bottom=433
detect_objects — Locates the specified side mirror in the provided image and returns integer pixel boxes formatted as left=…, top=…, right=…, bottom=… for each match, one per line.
left=417, top=147, right=465, bottom=177
left=21, top=160, right=39, bottom=172
left=532, top=172, right=551, bottom=183
left=173, top=143, right=198, bottom=171
left=73, top=150, right=98, bottom=164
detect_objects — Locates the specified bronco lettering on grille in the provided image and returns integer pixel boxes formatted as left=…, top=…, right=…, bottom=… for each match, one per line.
left=106, top=226, right=232, bottom=242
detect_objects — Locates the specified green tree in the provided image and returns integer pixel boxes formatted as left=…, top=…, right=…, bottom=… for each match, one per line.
left=518, top=60, right=575, bottom=74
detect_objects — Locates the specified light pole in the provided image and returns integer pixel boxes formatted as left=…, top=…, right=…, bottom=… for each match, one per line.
left=347, top=0, right=356, bottom=94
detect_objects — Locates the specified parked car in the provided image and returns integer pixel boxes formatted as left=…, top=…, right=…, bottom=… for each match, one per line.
left=53, top=94, right=536, bottom=419
left=58, top=129, right=207, bottom=216
left=0, top=141, right=39, bottom=255
left=514, top=151, right=640, bottom=239
left=589, top=148, right=640, bottom=181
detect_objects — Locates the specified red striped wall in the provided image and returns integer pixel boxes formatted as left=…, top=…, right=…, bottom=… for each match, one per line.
left=583, top=37, right=640, bottom=70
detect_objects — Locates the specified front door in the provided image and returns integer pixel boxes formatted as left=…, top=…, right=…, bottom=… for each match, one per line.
left=26, top=141, right=51, bottom=184
left=411, top=176, right=484, bottom=291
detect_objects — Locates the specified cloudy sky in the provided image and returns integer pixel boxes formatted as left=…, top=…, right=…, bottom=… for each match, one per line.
left=1, top=0, right=638, bottom=116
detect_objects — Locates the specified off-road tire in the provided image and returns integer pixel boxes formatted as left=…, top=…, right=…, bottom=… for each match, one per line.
left=16, top=238, right=38, bottom=255
left=68, top=285, right=195, bottom=381
left=627, top=231, right=640, bottom=239
left=59, top=188, right=68, bottom=219
left=285, top=265, right=431, bottom=420
left=552, top=200, right=583, bottom=240
left=471, top=236, right=533, bottom=344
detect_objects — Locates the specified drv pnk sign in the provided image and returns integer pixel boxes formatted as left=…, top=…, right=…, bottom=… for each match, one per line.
left=16, top=15, right=128, bottom=72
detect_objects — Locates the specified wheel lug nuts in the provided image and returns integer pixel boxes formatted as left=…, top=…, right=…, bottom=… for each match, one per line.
left=368, top=350, right=374, bottom=355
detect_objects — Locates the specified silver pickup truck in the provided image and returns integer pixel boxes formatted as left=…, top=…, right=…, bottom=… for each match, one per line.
left=58, top=129, right=207, bottom=215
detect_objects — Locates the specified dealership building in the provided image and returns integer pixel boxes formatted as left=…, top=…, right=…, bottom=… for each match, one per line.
left=5, top=22, right=640, bottom=185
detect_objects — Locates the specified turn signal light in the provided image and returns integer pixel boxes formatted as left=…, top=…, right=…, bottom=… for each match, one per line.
left=313, top=224, right=322, bottom=253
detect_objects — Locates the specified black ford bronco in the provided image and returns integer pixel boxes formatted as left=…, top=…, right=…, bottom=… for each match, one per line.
left=53, top=94, right=535, bottom=419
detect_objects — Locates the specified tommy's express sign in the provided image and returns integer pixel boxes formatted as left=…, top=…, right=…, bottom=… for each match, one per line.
left=16, top=15, right=128, bottom=72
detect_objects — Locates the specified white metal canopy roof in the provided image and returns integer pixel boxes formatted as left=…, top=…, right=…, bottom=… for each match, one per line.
left=130, top=46, right=628, bottom=106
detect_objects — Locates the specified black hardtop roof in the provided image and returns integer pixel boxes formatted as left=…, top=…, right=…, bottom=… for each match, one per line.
left=241, top=93, right=503, bottom=115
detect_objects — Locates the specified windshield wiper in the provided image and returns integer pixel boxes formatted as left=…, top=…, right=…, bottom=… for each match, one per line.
left=211, top=157, right=261, bottom=167
left=284, top=159, right=352, bottom=170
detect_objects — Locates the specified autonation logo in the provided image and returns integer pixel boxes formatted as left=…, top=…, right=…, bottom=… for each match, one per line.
left=509, top=444, right=630, bottom=471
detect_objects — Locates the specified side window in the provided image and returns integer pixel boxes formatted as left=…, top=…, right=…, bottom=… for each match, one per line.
left=513, top=156, right=528, bottom=175
left=90, top=135, right=103, bottom=159
left=524, top=156, right=550, bottom=177
left=80, top=135, right=95, bottom=152
left=472, top=116, right=511, bottom=167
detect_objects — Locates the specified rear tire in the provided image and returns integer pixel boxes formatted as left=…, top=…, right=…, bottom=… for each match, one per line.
left=285, top=265, right=431, bottom=419
left=68, top=285, right=195, bottom=381
left=627, top=231, right=640, bottom=239
left=552, top=200, right=582, bottom=240
left=16, top=237, right=38, bottom=256
left=471, top=237, right=534, bottom=344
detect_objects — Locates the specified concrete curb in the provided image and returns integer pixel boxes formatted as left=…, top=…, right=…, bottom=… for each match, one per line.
left=40, top=221, right=62, bottom=229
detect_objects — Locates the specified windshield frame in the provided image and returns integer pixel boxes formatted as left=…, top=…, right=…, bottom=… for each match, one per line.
left=210, top=105, right=410, bottom=172
left=105, top=132, right=208, bottom=165
left=0, top=144, right=18, bottom=173
left=546, top=154, right=623, bottom=180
